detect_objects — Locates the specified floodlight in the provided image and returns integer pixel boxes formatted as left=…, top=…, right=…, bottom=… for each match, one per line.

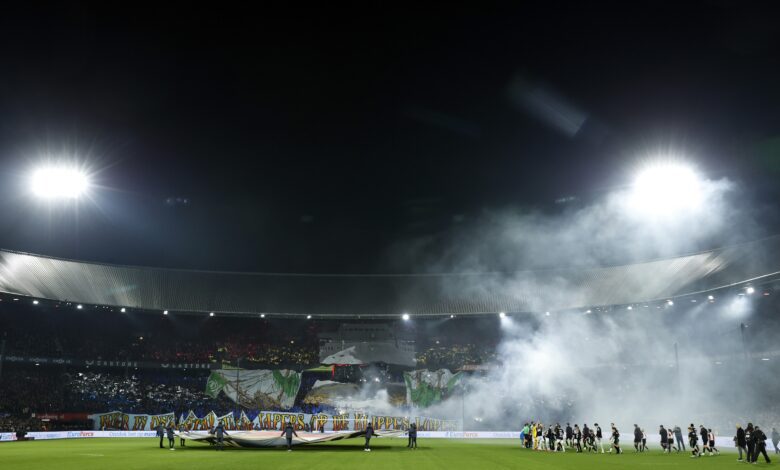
left=31, top=166, right=89, bottom=199
left=499, top=312, right=506, bottom=318
left=32, top=300, right=39, bottom=305
left=260, top=314, right=265, bottom=318
left=450, top=314, right=455, bottom=318
left=306, top=315, right=312, bottom=319
left=76, top=304, right=83, bottom=309
left=630, top=162, right=702, bottom=215
left=120, top=308, right=126, bottom=313
left=402, top=313, right=410, bottom=321
left=209, top=312, right=215, bottom=317
left=627, top=306, right=633, bottom=310
left=707, top=295, right=714, bottom=301
left=667, top=300, right=674, bottom=306
left=746, top=286, right=755, bottom=295
left=163, top=310, right=169, bottom=315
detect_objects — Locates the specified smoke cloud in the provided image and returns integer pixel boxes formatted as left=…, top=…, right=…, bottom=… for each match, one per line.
left=360, top=172, right=777, bottom=434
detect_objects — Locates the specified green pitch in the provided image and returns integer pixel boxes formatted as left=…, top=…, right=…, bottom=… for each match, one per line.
left=0, top=438, right=752, bottom=469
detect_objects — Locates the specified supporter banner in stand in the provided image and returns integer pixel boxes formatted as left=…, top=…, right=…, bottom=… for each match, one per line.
left=403, top=369, right=462, bottom=407
left=87, top=411, right=176, bottom=431
left=1, top=355, right=216, bottom=370
left=205, top=369, right=302, bottom=409
left=177, top=410, right=459, bottom=432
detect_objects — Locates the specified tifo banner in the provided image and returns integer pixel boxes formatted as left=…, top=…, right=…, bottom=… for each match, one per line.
left=174, top=410, right=459, bottom=433
left=87, top=411, right=176, bottom=431
left=205, top=369, right=302, bottom=409
left=403, top=369, right=462, bottom=407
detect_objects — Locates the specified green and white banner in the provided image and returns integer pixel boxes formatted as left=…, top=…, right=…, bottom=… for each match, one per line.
left=205, top=369, right=302, bottom=409
left=403, top=369, right=462, bottom=408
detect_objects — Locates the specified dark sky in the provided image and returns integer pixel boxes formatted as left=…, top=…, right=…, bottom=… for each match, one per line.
left=1, top=1, right=779, bottom=272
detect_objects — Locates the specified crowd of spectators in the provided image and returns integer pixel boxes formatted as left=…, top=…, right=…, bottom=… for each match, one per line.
left=415, top=344, right=497, bottom=369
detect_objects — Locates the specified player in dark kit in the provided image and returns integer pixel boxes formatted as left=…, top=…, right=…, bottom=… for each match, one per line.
left=688, top=426, right=700, bottom=458
left=595, top=423, right=604, bottom=453
left=555, top=424, right=565, bottom=452
left=772, top=427, right=780, bottom=454
left=633, top=424, right=642, bottom=452
left=699, top=425, right=710, bottom=455
left=660, top=425, right=669, bottom=453
left=707, top=428, right=719, bottom=455
left=280, top=422, right=299, bottom=451
left=546, top=426, right=555, bottom=451
left=565, top=423, right=573, bottom=448
left=582, top=424, right=591, bottom=452
left=610, top=424, right=621, bottom=454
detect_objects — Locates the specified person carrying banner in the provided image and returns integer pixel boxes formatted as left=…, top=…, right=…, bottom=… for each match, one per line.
left=211, top=422, right=229, bottom=451
left=166, top=424, right=176, bottom=450
left=281, top=421, right=299, bottom=451
left=179, top=422, right=188, bottom=447
left=156, top=424, right=165, bottom=449
left=364, top=422, right=374, bottom=452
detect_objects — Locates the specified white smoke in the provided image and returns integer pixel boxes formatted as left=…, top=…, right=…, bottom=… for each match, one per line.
left=351, top=173, right=772, bottom=433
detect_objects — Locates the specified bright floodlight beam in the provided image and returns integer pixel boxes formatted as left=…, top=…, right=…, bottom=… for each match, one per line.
left=630, top=161, right=703, bottom=215
left=402, top=313, right=410, bottom=321
left=31, top=166, right=90, bottom=199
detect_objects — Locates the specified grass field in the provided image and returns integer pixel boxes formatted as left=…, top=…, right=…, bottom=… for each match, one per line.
left=0, top=437, right=764, bottom=469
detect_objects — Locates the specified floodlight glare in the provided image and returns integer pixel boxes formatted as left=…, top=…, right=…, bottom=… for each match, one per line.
left=76, top=304, right=83, bottom=309
left=630, top=162, right=703, bottom=215
left=260, top=314, right=265, bottom=318
left=209, top=312, right=215, bottom=317
left=31, top=166, right=89, bottom=199
left=306, top=315, right=312, bottom=319
left=746, top=286, right=755, bottom=295
left=32, top=300, right=39, bottom=305
left=163, top=310, right=169, bottom=315
left=120, top=308, right=126, bottom=313
left=499, top=312, right=506, bottom=318
left=402, top=313, right=410, bottom=321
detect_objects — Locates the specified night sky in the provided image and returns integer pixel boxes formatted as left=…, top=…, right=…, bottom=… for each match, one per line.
left=1, top=2, right=779, bottom=272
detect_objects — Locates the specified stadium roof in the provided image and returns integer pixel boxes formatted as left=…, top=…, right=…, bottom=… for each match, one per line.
left=1, top=237, right=780, bottom=317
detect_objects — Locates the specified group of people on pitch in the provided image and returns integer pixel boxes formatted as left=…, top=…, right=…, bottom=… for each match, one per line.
left=733, top=423, right=777, bottom=463
left=520, top=422, right=622, bottom=453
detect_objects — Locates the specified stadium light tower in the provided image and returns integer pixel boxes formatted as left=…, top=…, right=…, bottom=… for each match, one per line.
left=30, top=166, right=90, bottom=199
left=629, top=161, right=703, bottom=215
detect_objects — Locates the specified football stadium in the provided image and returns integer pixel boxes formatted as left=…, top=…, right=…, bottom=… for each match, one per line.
left=2, top=3, right=780, bottom=469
